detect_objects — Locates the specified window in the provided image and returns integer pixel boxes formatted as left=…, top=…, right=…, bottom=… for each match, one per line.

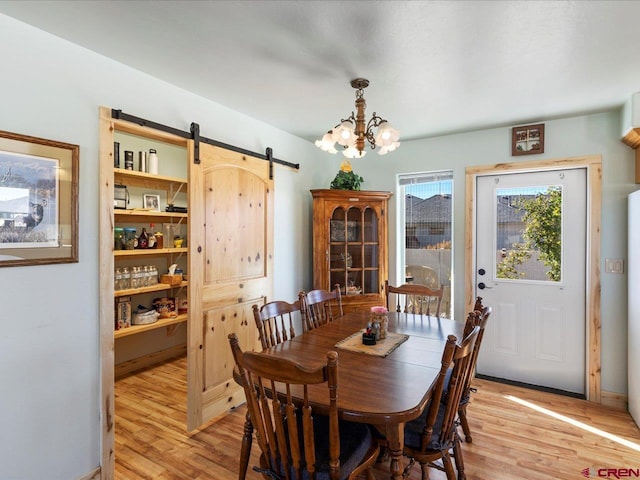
left=398, top=171, right=453, bottom=318
left=495, top=185, right=562, bottom=282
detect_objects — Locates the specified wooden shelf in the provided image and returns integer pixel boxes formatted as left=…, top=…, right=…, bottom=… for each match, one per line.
left=115, top=247, right=188, bottom=257
left=115, top=210, right=187, bottom=224
left=115, top=281, right=188, bottom=298
left=114, top=168, right=187, bottom=190
left=114, top=314, right=188, bottom=339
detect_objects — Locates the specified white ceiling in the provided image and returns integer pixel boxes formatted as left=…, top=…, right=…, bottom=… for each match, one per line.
left=2, top=0, right=640, bottom=144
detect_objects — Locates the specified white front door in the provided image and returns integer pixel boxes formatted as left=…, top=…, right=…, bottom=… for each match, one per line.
left=475, top=168, right=586, bottom=395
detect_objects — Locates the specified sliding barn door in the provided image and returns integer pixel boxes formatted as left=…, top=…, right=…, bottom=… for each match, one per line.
left=187, top=143, right=273, bottom=430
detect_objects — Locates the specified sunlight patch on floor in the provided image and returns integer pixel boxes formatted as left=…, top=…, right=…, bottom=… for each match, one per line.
left=505, top=395, right=640, bottom=452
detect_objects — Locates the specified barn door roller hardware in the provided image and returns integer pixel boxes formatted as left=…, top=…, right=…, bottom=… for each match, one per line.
left=111, top=109, right=299, bottom=176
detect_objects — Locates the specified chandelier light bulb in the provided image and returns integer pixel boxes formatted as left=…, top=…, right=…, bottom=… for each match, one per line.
left=343, top=145, right=366, bottom=159
left=375, top=121, right=400, bottom=147
left=332, top=120, right=355, bottom=147
left=315, top=131, right=337, bottom=154
left=378, top=142, right=400, bottom=156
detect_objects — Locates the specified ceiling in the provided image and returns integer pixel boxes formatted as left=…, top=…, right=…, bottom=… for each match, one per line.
left=2, top=0, right=640, bottom=145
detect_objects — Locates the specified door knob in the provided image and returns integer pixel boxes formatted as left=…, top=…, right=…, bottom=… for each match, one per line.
left=478, top=282, right=492, bottom=290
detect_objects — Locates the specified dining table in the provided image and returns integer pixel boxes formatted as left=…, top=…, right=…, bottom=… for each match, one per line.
left=254, top=310, right=466, bottom=480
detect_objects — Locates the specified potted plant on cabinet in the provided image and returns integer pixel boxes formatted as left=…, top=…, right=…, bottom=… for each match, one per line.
left=330, top=160, right=363, bottom=191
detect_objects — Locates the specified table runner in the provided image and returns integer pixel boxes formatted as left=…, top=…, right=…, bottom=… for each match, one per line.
left=335, top=329, right=409, bottom=357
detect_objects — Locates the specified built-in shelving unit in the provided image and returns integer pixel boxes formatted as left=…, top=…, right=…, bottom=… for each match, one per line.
left=100, top=110, right=190, bottom=341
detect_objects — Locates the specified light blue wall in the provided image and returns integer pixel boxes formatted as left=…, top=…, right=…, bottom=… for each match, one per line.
left=0, top=14, right=327, bottom=480
left=0, top=12, right=635, bottom=480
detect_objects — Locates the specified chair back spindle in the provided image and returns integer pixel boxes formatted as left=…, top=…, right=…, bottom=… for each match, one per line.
left=253, top=300, right=302, bottom=350
left=384, top=280, right=443, bottom=317
left=299, top=285, right=343, bottom=331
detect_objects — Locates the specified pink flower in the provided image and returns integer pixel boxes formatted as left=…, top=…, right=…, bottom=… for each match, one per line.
left=370, top=306, right=388, bottom=314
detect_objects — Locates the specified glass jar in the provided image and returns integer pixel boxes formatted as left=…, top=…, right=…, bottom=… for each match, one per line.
left=121, top=267, right=130, bottom=290
left=149, top=265, right=158, bottom=285
left=130, top=266, right=141, bottom=289
left=114, top=268, right=121, bottom=290
left=154, top=233, right=164, bottom=249
left=123, top=228, right=137, bottom=250
left=115, top=267, right=130, bottom=291
left=136, top=266, right=145, bottom=288
left=142, top=266, right=150, bottom=287
left=114, top=227, right=124, bottom=251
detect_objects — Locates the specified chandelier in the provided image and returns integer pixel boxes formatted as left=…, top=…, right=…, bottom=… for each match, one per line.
left=315, top=78, right=400, bottom=158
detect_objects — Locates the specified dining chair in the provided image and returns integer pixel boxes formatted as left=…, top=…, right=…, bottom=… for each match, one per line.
left=399, top=325, right=480, bottom=480
left=252, top=300, right=302, bottom=349
left=228, top=333, right=379, bottom=480
left=299, top=285, right=343, bottom=331
left=384, top=279, right=444, bottom=317
left=233, top=299, right=304, bottom=479
left=457, top=302, right=492, bottom=443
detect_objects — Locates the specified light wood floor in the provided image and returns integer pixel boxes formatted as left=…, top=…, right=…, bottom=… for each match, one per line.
left=115, top=355, right=640, bottom=479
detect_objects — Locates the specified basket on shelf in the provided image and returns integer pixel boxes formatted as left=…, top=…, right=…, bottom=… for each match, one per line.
left=159, top=274, right=182, bottom=286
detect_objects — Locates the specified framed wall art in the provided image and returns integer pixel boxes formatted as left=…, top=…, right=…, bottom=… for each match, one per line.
left=512, top=123, right=545, bottom=156
left=0, top=130, right=79, bottom=267
left=143, top=193, right=160, bottom=211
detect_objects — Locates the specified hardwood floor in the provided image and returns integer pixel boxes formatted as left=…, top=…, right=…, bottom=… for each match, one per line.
left=115, top=355, right=640, bottom=479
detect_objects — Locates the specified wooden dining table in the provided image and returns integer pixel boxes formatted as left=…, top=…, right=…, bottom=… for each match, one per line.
left=256, top=310, right=466, bottom=480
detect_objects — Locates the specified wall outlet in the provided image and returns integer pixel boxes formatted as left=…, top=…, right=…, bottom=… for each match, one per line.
left=605, top=258, right=624, bottom=274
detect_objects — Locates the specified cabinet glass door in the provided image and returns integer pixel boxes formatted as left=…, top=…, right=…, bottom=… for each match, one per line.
left=329, top=205, right=380, bottom=296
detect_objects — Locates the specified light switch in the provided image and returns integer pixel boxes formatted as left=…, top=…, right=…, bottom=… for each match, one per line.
left=605, top=258, right=624, bottom=274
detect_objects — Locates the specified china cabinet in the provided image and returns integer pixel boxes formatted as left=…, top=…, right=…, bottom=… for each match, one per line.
left=311, top=189, right=392, bottom=313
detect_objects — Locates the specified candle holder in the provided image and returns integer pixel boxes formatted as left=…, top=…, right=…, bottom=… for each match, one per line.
left=362, top=332, right=377, bottom=345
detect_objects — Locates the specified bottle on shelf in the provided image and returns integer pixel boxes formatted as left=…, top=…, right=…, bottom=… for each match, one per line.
left=114, top=141, right=120, bottom=168
left=124, top=150, right=134, bottom=170
left=138, top=151, right=147, bottom=172
left=137, top=227, right=149, bottom=249
left=148, top=223, right=157, bottom=249
left=154, top=231, right=164, bottom=249
left=148, top=148, right=159, bottom=175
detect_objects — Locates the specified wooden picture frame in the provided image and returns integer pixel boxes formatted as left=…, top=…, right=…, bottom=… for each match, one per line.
left=512, top=123, right=545, bottom=156
left=143, top=193, right=161, bottom=211
left=0, top=130, right=79, bottom=267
